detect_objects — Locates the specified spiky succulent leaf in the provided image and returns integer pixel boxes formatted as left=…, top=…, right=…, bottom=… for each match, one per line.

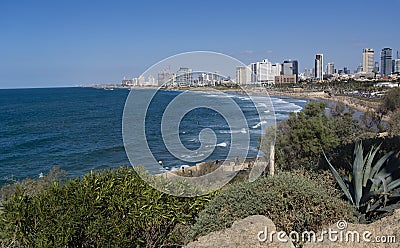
left=376, top=203, right=400, bottom=212
left=378, top=176, right=388, bottom=207
left=359, top=190, right=380, bottom=206
left=353, top=141, right=364, bottom=208
left=387, top=178, right=400, bottom=192
left=370, top=151, right=395, bottom=178
left=363, top=144, right=381, bottom=187
left=322, top=150, right=354, bottom=204
left=376, top=160, right=400, bottom=184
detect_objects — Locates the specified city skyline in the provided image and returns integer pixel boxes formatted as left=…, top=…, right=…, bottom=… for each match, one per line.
left=0, top=0, right=399, bottom=88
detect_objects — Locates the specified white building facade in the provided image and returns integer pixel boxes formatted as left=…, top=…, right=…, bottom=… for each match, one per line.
left=362, top=48, right=374, bottom=72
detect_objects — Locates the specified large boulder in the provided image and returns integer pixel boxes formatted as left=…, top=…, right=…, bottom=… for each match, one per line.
left=303, top=210, right=400, bottom=248
left=185, top=215, right=294, bottom=248
left=186, top=210, right=400, bottom=248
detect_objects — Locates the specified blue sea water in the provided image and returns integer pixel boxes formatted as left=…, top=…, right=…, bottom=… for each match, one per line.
left=0, top=87, right=307, bottom=186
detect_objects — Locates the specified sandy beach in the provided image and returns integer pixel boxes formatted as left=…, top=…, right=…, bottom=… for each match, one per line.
left=174, top=86, right=380, bottom=113
left=265, top=89, right=380, bottom=113
left=91, top=84, right=379, bottom=113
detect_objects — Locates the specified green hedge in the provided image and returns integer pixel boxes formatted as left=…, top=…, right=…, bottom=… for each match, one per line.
left=0, top=167, right=215, bottom=247
left=186, top=171, right=356, bottom=243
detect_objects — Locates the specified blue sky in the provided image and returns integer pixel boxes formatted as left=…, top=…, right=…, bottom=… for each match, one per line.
left=0, top=0, right=399, bottom=88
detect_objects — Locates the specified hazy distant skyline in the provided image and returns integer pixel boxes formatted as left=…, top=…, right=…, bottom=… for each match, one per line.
left=0, top=0, right=399, bottom=88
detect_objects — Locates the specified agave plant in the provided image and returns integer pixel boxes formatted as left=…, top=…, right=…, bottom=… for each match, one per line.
left=323, top=140, right=400, bottom=218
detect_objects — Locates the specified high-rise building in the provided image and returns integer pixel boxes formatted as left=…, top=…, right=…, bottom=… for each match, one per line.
left=282, top=60, right=299, bottom=82
left=235, top=66, right=250, bottom=85
left=395, top=59, right=400, bottom=73
left=303, top=68, right=313, bottom=77
left=381, top=48, right=393, bottom=76
left=147, top=75, right=156, bottom=86
left=174, top=67, right=193, bottom=87
left=397, top=50, right=400, bottom=59
left=157, top=69, right=172, bottom=86
left=326, top=63, right=335, bottom=75
left=374, top=62, right=380, bottom=74
left=271, top=63, right=282, bottom=78
left=282, top=61, right=293, bottom=75
left=393, top=60, right=396, bottom=74
left=250, top=59, right=277, bottom=84
left=314, top=54, right=324, bottom=80
left=362, top=48, right=374, bottom=72
left=357, top=64, right=363, bottom=73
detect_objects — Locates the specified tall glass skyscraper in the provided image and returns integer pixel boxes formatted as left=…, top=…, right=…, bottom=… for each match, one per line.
left=380, top=48, right=393, bottom=76
left=314, top=54, right=323, bottom=80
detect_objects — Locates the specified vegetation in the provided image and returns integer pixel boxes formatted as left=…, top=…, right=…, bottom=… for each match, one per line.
left=2, top=88, right=400, bottom=246
left=381, top=88, right=400, bottom=114
left=274, top=102, right=339, bottom=171
left=270, top=96, right=400, bottom=223
left=330, top=102, right=363, bottom=143
left=387, top=109, right=400, bottom=136
left=0, top=167, right=215, bottom=247
left=381, top=88, right=400, bottom=136
left=0, top=167, right=66, bottom=202
left=185, top=171, right=356, bottom=244
left=324, top=141, right=400, bottom=222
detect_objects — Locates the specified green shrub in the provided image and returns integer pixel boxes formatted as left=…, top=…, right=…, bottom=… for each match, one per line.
left=0, top=167, right=66, bottom=202
left=0, top=166, right=216, bottom=247
left=274, top=102, right=340, bottom=171
left=186, top=171, right=356, bottom=243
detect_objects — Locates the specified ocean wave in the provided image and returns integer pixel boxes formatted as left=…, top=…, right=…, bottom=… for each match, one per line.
left=278, top=104, right=302, bottom=112
left=180, top=153, right=205, bottom=159
left=219, top=128, right=247, bottom=134
left=251, top=121, right=268, bottom=129
left=216, top=142, right=228, bottom=147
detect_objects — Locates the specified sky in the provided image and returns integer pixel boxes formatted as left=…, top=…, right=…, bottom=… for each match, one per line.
left=0, top=0, right=399, bottom=88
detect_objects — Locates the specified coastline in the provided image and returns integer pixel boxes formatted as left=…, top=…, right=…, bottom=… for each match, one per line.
left=265, top=90, right=379, bottom=113
left=89, top=84, right=378, bottom=113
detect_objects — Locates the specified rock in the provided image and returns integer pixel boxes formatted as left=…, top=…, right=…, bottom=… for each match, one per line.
left=303, top=210, right=400, bottom=248
left=185, top=215, right=294, bottom=248
left=185, top=210, right=400, bottom=247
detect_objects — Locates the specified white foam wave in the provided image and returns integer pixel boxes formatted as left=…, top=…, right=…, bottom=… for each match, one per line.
left=216, top=142, right=228, bottom=147
left=251, top=121, right=268, bottom=129
left=238, top=97, right=251, bottom=101
left=219, top=128, right=247, bottom=134
left=180, top=153, right=205, bottom=159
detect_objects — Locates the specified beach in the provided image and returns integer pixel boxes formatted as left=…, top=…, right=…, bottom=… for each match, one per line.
left=104, top=84, right=379, bottom=113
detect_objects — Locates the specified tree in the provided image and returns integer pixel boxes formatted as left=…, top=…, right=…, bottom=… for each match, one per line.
left=360, top=108, right=384, bottom=133
left=330, top=102, right=362, bottom=144
left=387, top=109, right=400, bottom=137
left=382, top=88, right=400, bottom=114
left=274, top=102, right=339, bottom=171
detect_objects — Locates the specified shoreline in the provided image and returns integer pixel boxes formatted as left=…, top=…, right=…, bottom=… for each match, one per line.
left=90, top=84, right=378, bottom=113
left=265, top=90, right=379, bottom=113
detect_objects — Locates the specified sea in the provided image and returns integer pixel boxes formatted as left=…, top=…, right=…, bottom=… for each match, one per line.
left=0, top=87, right=308, bottom=187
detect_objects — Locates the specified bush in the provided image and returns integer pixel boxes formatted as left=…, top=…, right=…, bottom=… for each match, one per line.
left=274, top=102, right=339, bottom=171
left=185, top=171, right=356, bottom=244
left=0, top=167, right=66, bottom=202
left=382, top=88, right=400, bottom=113
left=0, top=166, right=216, bottom=247
left=387, top=109, right=400, bottom=136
